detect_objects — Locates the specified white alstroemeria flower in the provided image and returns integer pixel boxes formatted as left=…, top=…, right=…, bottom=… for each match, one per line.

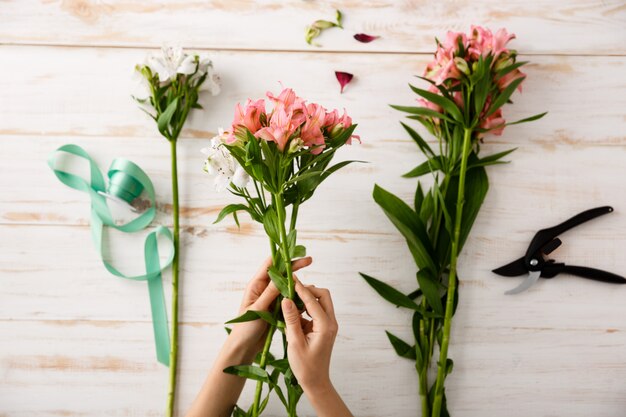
left=147, top=45, right=196, bottom=84
left=195, top=56, right=221, bottom=95
left=131, top=66, right=152, bottom=101
left=201, top=129, right=249, bottom=191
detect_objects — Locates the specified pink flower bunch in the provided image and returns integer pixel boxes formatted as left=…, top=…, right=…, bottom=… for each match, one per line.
left=227, top=87, right=358, bottom=154
left=421, top=26, right=527, bottom=137
left=425, top=26, right=523, bottom=88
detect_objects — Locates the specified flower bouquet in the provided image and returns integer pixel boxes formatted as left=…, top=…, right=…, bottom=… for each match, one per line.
left=133, top=45, right=220, bottom=417
left=360, top=26, right=545, bottom=416
left=203, top=87, right=359, bottom=417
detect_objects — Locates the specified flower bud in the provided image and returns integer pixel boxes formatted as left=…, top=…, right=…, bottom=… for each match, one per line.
left=494, top=54, right=514, bottom=72
left=453, top=57, right=470, bottom=75
left=288, top=137, right=305, bottom=154
left=329, top=123, right=345, bottom=139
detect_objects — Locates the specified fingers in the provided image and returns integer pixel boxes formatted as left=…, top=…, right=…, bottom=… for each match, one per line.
left=251, top=282, right=280, bottom=310
left=291, top=256, right=313, bottom=272
left=251, top=256, right=312, bottom=286
left=304, top=286, right=337, bottom=324
left=244, top=256, right=312, bottom=309
left=281, top=298, right=305, bottom=347
left=294, top=280, right=328, bottom=322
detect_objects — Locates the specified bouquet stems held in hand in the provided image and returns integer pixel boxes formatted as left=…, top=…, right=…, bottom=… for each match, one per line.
left=360, top=26, right=546, bottom=417
left=134, top=45, right=220, bottom=417
left=203, top=87, right=359, bottom=417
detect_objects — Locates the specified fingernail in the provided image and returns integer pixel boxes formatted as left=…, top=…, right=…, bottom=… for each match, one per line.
left=282, top=299, right=293, bottom=312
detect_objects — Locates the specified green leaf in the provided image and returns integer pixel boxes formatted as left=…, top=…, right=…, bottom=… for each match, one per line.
left=473, top=69, right=491, bottom=116
left=434, top=183, right=453, bottom=236
left=157, top=97, right=178, bottom=138
left=385, top=331, right=416, bottom=360
left=419, top=190, right=433, bottom=225
left=372, top=184, right=436, bottom=271
left=467, top=148, right=517, bottom=170
left=390, top=104, right=455, bottom=123
left=323, top=159, right=365, bottom=178
left=414, top=182, right=424, bottom=213
left=268, top=266, right=290, bottom=298
left=232, top=405, right=247, bottom=417
left=459, top=166, right=489, bottom=251
left=445, top=358, right=454, bottom=375
left=486, top=76, right=525, bottom=117
left=506, top=111, right=547, bottom=126
left=400, top=122, right=435, bottom=157
left=286, top=229, right=297, bottom=254
left=263, top=208, right=280, bottom=244
left=223, top=365, right=269, bottom=382
left=407, top=288, right=423, bottom=300
left=416, top=269, right=443, bottom=316
left=292, top=245, right=306, bottom=259
left=411, top=312, right=424, bottom=370
left=403, top=156, right=444, bottom=178
left=409, top=84, right=464, bottom=123
left=214, top=203, right=250, bottom=225
left=359, top=273, right=420, bottom=310
left=496, top=61, right=528, bottom=79
left=285, top=169, right=323, bottom=187
left=225, top=310, right=283, bottom=328
left=269, top=358, right=290, bottom=373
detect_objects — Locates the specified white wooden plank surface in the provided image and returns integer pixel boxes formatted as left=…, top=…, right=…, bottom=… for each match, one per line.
left=1, top=2, right=626, bottom=416
left=2, top=1, right=626, bottom=55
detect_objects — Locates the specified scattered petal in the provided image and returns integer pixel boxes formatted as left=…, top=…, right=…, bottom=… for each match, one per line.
left=354, top=33, right=380, bottom=43
left=335, top=71, right=354, bottom=94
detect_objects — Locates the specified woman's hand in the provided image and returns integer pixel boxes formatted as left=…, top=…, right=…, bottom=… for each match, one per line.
left=185, top=256, right=312, bottom=417
left=281, top=279, right=354, bottom=417
left=229, top=256, right=312, bottom=358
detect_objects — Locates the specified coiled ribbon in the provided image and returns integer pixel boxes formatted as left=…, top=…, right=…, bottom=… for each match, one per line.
left=48, top=144, right=173, bottom=366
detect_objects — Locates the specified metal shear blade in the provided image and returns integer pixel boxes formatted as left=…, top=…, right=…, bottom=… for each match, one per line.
left=504, top=270, right=541, bottom=295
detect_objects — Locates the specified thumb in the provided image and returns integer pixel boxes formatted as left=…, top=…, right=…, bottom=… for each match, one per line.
left=281, top=298, right=305, bottom=347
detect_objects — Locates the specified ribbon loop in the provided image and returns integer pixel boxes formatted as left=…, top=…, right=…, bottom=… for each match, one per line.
left=48, top=144, right=173, bottom=366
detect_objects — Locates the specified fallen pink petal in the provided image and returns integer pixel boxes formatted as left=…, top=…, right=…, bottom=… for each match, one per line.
left=335, top=71, right=354, bottom=93
left=354, top=33, right=380, bottom=43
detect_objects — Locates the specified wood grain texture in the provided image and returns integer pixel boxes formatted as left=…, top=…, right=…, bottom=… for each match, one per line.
left=1, top=1, right=625, bottom=55
left=1, top=3, right=626, bottom=417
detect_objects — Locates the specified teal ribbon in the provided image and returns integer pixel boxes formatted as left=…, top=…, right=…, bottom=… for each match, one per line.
left=48, top=144, right=173, bottom=366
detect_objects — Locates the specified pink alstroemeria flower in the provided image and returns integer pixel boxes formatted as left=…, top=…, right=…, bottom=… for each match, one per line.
left=256, top=107, right=299, bottom=152
left=233, top=98, right=265, bottom=134
left=266, top=87, right=306, bottom=124
left=497, top=67, right=526, bottom=92
left=479, top=108, right=506, bottom=138
left=301, top=103, right=327, bottom=154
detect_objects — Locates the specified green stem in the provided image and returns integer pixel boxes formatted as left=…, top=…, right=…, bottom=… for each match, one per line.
left=419, top=367, right=430, bottom=417
left=166, top=139, right=180, bottom=417
left=431, top=128, right=472, bottom=417
left=274, top=195, right=295, bottom=299
left=418, top=299, right=430, bottom=417
left=250, top=302, right=280, bottom=417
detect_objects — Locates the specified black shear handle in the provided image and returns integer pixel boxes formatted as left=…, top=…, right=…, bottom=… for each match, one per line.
left=562, top=265, right=626, bottom=284
left=527, top=206, right=614, bottom=258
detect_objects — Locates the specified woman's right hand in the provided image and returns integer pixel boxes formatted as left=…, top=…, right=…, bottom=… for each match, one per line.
left=281, top=280, right=353, bottom=417
left=281, top=279, right=338, bottom=394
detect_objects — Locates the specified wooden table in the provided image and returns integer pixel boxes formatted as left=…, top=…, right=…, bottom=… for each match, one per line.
left=1, top=1, right=625, bottom=416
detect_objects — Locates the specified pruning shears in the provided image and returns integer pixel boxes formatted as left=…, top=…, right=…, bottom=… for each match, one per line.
left=492, top=206, right=626, bottom=295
